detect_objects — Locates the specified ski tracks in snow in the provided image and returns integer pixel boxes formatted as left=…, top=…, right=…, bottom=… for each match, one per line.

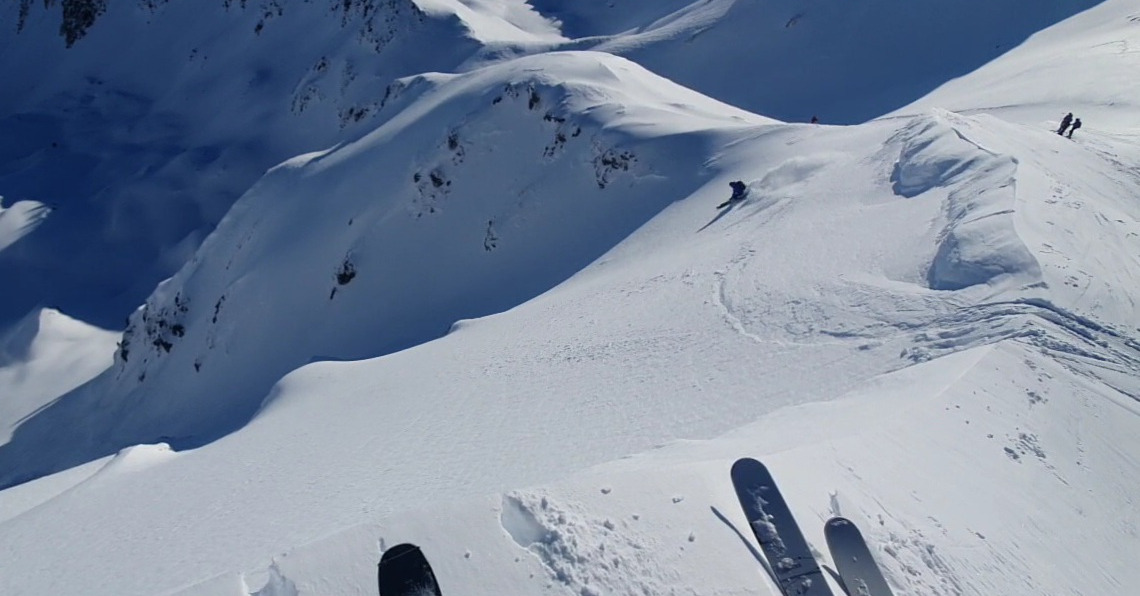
left=245, top=562, right=299, bottom=596
left=711, top=245, right=768, bottom=347
left=500, top=491, right=691, bottom=596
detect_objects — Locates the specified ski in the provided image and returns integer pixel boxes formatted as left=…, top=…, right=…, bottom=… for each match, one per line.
left=378, top=543, right=443, bottom=596
left=731, top=457, right=835, bottom=596
left=716, top=195, right=747, bottom=209
left=824, top=517, right=894, bottom=596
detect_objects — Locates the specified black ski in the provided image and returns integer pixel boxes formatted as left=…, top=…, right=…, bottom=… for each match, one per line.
left=824, top=517, right=894, bottom=596
left=378, top=543, right=442, bottom=596
left=716, top=195, right=746, bottom=209
left=731, top=457, right=835, bottom=596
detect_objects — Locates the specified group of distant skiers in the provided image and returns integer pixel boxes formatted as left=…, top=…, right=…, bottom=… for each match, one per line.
left=1057, top=112, right=1082, bottom=138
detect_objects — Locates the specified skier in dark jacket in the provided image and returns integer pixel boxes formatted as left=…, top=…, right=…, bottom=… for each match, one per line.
left=1057, top=112, right=1073, bottom=135
left=717, top=181, right=748, bottom=209
left=1067, top=118, right=1082, bottom=139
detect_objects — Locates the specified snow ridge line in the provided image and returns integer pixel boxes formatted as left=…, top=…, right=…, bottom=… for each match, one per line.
left=1000, top=298, right=1140, bottom=373
left=901, top=298, right=1140, bottom=383
left=712, top=273, right=767, bottom=346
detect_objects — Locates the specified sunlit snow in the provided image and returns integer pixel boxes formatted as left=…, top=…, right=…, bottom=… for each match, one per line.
left=1, top=1, right=1138, bottom=595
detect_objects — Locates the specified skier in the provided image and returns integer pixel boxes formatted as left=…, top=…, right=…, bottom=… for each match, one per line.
left=717, top=180, right=748, bottom=209
left=1067, top=118, right=1082, bottom=139
left=1057, top=112, right=1073, bottom=135
left=810, top=115, right=820, bottom=124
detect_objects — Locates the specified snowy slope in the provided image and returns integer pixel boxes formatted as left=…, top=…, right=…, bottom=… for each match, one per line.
left=0, top=0, right=1108, bottom=329
left=2, top=1, right=1140, bottom=595
left=0, top=308, right=118, bottom=443
left=0, top=0, right=558, bottom=328
left=0, top=50, right=775, bottom=486
left=6, top=90, right=1140, bottom=596
left=899, top=0, right=1140, bottom=128
left=163, top=341, right=1140, bottom=596
left=531, top=0, right=1104, bottom=123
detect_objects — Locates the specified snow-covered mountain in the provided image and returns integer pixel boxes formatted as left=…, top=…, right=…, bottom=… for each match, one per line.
left=0, top=0, right=559, bottom=328
left=531, top=0, right=1101, bottom=122
left=0, top=0, right=1107, bottom=329
left=1, top=49, right=776, bottom=485
left=2, top=1, right=1139, bottom=595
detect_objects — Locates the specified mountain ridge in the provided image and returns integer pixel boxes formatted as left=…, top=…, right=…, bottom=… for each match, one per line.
left=0, top=50, right=772, bottom=487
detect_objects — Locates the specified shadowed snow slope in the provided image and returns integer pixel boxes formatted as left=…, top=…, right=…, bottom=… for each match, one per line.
left=0, top=0, right=557, bottom=328
left=531, top=0, right=1104, bottom=123
left=2, top=2, right=1140, bottom=595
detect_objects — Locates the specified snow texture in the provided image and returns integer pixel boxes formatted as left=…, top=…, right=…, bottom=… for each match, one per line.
left=1, top=1, right=1140, bottom=596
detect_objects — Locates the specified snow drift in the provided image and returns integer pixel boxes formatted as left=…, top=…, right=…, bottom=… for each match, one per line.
left=887, top=111, right=1041, bottom=290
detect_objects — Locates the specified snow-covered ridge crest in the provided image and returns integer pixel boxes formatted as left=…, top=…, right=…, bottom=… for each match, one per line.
left=111, top=50, right=768, bottom=403
left=332, top=50, right=774, bottom=164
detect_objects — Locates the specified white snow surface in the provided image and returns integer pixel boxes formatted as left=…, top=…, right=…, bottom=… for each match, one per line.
left=0, top=308, right=118, bottom=444
left=2, top=1, right=1140, bottom=595
left=0, top=198, right=50, bottom=253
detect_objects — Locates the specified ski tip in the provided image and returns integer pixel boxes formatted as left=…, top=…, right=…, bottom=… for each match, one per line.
left=825, top=516, right=867, bottom=542
left=378, top=542, right=442, bottom=596
left=820, top=515, right=857, bottom=533
left=730, top=457, right=766, bottom=474
left=379, top=543, right=424, bottom=564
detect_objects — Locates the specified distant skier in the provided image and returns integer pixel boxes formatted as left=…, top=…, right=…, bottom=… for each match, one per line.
left=717, top=181, right=748, bottom=209
left=1067, top=118, right=1082, bottom=139
left=810, top=115, right=820, bottom=124
left=1057, top=112, right=1073, bottom=135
